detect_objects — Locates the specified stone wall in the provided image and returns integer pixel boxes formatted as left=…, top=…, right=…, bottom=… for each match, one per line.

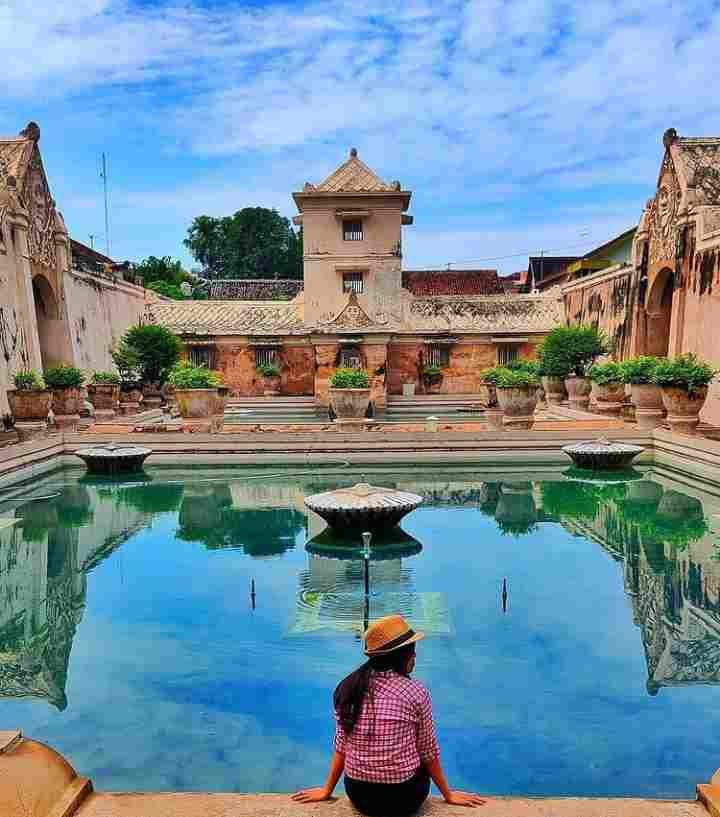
left=62, top=268, right=152, bottom=375
left=214, top=342, right=314, bottom=396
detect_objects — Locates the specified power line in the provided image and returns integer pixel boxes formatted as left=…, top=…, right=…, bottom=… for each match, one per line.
left=436, top=238, right=596, bottom=269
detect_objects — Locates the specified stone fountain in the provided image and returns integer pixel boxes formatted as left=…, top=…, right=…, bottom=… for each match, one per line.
left=304, top=482, right=423, bottom=531
left=561, top=437, right=644, bottom=470
left=74, top=442, right=152, bottom=475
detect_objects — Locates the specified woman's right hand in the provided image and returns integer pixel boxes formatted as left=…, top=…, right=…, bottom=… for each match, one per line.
left=444, top=791, right=487, bottom=807
left=291, top=787, right=332, bottom=803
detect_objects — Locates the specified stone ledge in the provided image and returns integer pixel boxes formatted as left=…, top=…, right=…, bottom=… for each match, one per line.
left=75, top=793, right=706, bottom=817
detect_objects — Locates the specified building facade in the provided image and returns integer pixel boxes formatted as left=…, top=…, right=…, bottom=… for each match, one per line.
left=0, top=123, right=156, bottom=415
left=152, top=149, right=562, bottom=410
left=562, top=129, right=720, bottom=425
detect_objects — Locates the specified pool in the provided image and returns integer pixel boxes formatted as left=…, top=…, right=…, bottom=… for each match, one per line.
left=1, top=462, right=719, bottom=798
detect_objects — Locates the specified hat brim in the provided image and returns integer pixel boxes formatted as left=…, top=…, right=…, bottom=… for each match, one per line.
left=364, top=630, right=425, bottom=656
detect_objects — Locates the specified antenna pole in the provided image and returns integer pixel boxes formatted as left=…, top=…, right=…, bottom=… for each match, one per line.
left=101, top=153, right=110, bottom=257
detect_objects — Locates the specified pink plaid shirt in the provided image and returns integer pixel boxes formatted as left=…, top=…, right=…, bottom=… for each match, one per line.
left=334, top=670, right=440, bottom=783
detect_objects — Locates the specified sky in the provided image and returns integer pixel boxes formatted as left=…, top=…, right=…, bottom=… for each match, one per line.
left=2, top=0, right=720, bottom=274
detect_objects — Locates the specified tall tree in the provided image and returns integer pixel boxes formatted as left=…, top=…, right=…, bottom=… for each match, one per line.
left=184, top=208, right=303, bottom=280
left=135, top=255, right=190, bottom=300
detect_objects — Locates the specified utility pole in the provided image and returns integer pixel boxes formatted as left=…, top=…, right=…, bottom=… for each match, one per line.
left=100, top=153, right=110, bottom=257
left=89, top=234, right=95, bottom=250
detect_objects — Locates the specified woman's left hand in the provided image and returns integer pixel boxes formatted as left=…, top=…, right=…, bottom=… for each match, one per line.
left=292, top=787, right=333, bottom=803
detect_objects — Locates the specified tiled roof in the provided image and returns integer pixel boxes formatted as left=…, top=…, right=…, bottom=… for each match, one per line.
left=149, top=299, right=304, bottom=335
left=315, top=150, right=397, bottom=193
left=406, top=295, right=564, bottom=333
left=402, top=270, right=504, bottom=296
left=209, top=279, right=303, bottom=300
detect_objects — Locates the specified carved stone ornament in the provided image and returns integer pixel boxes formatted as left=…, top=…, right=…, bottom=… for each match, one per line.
left=325, top=291, right=374, bottom=329
left=649, top=153, right=680, bottom=266
left=22, top=149, right=56, bottom=268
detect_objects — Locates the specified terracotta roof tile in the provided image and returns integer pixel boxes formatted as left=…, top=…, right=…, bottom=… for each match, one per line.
left=149, top=299, right=304, bottom=335
left=209, top=279, right=303, bottom=300
left=402, top=270, right=503, bottom=296
left=315, top=152, right=397, bottom=193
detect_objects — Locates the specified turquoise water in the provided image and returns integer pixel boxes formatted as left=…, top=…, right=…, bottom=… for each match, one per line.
left=1, top=463, right=720, bottom=797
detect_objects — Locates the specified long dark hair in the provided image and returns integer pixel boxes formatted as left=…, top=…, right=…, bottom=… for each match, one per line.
left=334, top=644, right=415, bottom=734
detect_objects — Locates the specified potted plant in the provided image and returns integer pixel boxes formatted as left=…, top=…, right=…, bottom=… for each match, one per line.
left=328, top=367, right=371, bottom=421
left=588, top=361, right=625, bottom=416
left=256, top=362, right=282, bottom=396
left=479, top=367, right=503, bottom=430
left=87, top=371, right=121, bottom=421
left=168, top=361, right=221, bottom=422
left=538, top=326, right=607, bottom=410
left=537, top=351, right=568, bottom=406
left=421, top=364, right=443, bottom=394
left=122, top=323, right=182, bottom=408
left=7, top=370, right=52, bottom=424
left=495, top=366, right=540, bottom=430
left=111, top=340, right=144, bottom=415
left=44, top=364, right=84, bottom=429
left=620, top=355, right=665, bottom=429
left=651, top=353, right=718, bottom=435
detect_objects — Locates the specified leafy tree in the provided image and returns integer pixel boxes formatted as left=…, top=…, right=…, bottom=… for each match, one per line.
left=135, top=256, right=187, bottom=286
left=122, top=324, right=182, bottom=385
left=184, top=208, right=303, bottom=280
left=146, top=280, right=185, bottom=300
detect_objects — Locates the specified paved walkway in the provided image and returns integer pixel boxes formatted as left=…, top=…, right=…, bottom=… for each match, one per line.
left=75, top=792, right=706, bottom=817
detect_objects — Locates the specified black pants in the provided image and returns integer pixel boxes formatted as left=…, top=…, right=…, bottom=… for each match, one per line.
left=344, top=766, right=430, bottom=817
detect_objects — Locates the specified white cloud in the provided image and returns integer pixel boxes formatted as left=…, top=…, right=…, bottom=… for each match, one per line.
left=2, top=0, right=720, bottom=265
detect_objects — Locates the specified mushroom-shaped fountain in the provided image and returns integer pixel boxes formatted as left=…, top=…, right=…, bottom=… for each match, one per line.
left=304, top=482, right=423, bottom=531
left=74, top=442, right=152, bottom=475
left=561, top=437, right=644, bottom=470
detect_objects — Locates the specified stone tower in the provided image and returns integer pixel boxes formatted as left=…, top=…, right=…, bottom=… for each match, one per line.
left=292, top=148, right=413, bottom=326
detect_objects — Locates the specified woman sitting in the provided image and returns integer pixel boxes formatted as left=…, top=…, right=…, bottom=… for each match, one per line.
left=293, top=614, right=486, bottom=815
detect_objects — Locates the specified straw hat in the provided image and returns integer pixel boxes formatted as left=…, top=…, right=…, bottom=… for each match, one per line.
left=364, top=614, right=424, bottom=656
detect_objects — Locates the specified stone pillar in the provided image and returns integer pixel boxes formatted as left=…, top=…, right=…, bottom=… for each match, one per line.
left=313, top=342, right=338, bottom=414
left=363, top=340, right=388, bottom=415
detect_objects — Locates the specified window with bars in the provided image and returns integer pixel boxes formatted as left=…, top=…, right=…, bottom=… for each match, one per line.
left=255, top=347, right=278, bottom=367
left=189, top=346, right=215, bottom=368
left=343, top=220, right=363, bottom=241
left=426, top=345, right=450, bottom=367
left=342, top=272, right=364, bottom=294
left=497, top=344, right=519, bottom=366
left=340, top=346, right=363, bottom=369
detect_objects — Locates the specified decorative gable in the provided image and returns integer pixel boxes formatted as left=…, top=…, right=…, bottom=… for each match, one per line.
left=314, top=148, right=399, bottom=193
left=323, top=291, right=375, bottom=329
left=648, top=151, right=682, bottom=267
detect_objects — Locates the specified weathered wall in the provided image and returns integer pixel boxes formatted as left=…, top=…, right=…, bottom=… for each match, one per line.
left=214, top=341, right=314, bottom=396
left=62, top=269, right=151, bottom=374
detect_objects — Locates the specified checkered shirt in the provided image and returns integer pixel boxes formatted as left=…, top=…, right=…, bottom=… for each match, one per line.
left=334, top=670, right=440, bottom=784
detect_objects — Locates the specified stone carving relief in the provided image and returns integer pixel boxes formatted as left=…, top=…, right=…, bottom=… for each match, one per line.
left=409, top=296, right=562, bottom=332
left=700, top=207, right=720, bottom=240
left=682, top=144, right=720, bottom=205
left=22, top=150, right=57, bottom=269
left=648, top=154, right=681, bottom=266
left=324, top=292, right=375, bottom=329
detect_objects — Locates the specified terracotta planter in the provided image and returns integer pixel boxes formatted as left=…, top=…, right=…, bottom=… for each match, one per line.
left=565, top=375, right=592, bottom=410
left=591, top=381, right=625, bottom=417
left=484, top=407, right=504, bottom=430
left=174, top=388, right=218, bottom=419
left=7, top=388, right=52, bottom=422
left=119, top=385, right=143, bottom=416
left=142, top=382, right=163, bottom=409
left=632, top=383, right=665, bottom=430
left=541, top=376, right=566, bottom=405
left=262, top=375, right=281, bottom=397
left=88, top=383, right=120, bottom=420
left=482, top=383, right=498, bottom=408
left=660, top=386, right=708, bottom=435
left=51, top=387, right=81, bottom=416
left=496, top=385, right=538, bottom=430
left=212, top=386, right=229, bottom=432
left=329, top=388, right=371, bottom=420
left=630, top=383, right=665, bottom=411
left=424, top=376, right=442, bottom=394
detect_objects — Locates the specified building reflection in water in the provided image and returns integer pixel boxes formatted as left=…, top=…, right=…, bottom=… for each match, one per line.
left=290, top=516, right=453, bottom=640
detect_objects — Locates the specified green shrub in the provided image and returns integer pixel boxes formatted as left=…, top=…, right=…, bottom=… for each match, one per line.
left=91, top=371, right=121, bottom=385
left=588, top=361, right=624, bottom=385
left=538, top=325, right=608, bottom=377
left=110, top=340, right=141, bottom=385
left=620, top=355, right=664, bottom=384
left=479, top=367, right=501, bottom=384
left=13, top=370, right=44, bottom=390
left=494, top=367, right=540, bottom=388
left=422, top=364, right=443, bottom=379
left=256, top=363, right=281, bottom=378
left=43, top=364, right=84, bottom=389
left=122, top=324, right=182, bottom=385
left=506, top=358, right=540, bottom=376
left=330, top=367, right=370, bottom=389
left=651, top=354, right=718, bottom=395
left=168, top=361, right=222, bottom=389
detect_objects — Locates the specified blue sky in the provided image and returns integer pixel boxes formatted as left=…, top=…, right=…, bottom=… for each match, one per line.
left=3, top=0, right=720, bottom=273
